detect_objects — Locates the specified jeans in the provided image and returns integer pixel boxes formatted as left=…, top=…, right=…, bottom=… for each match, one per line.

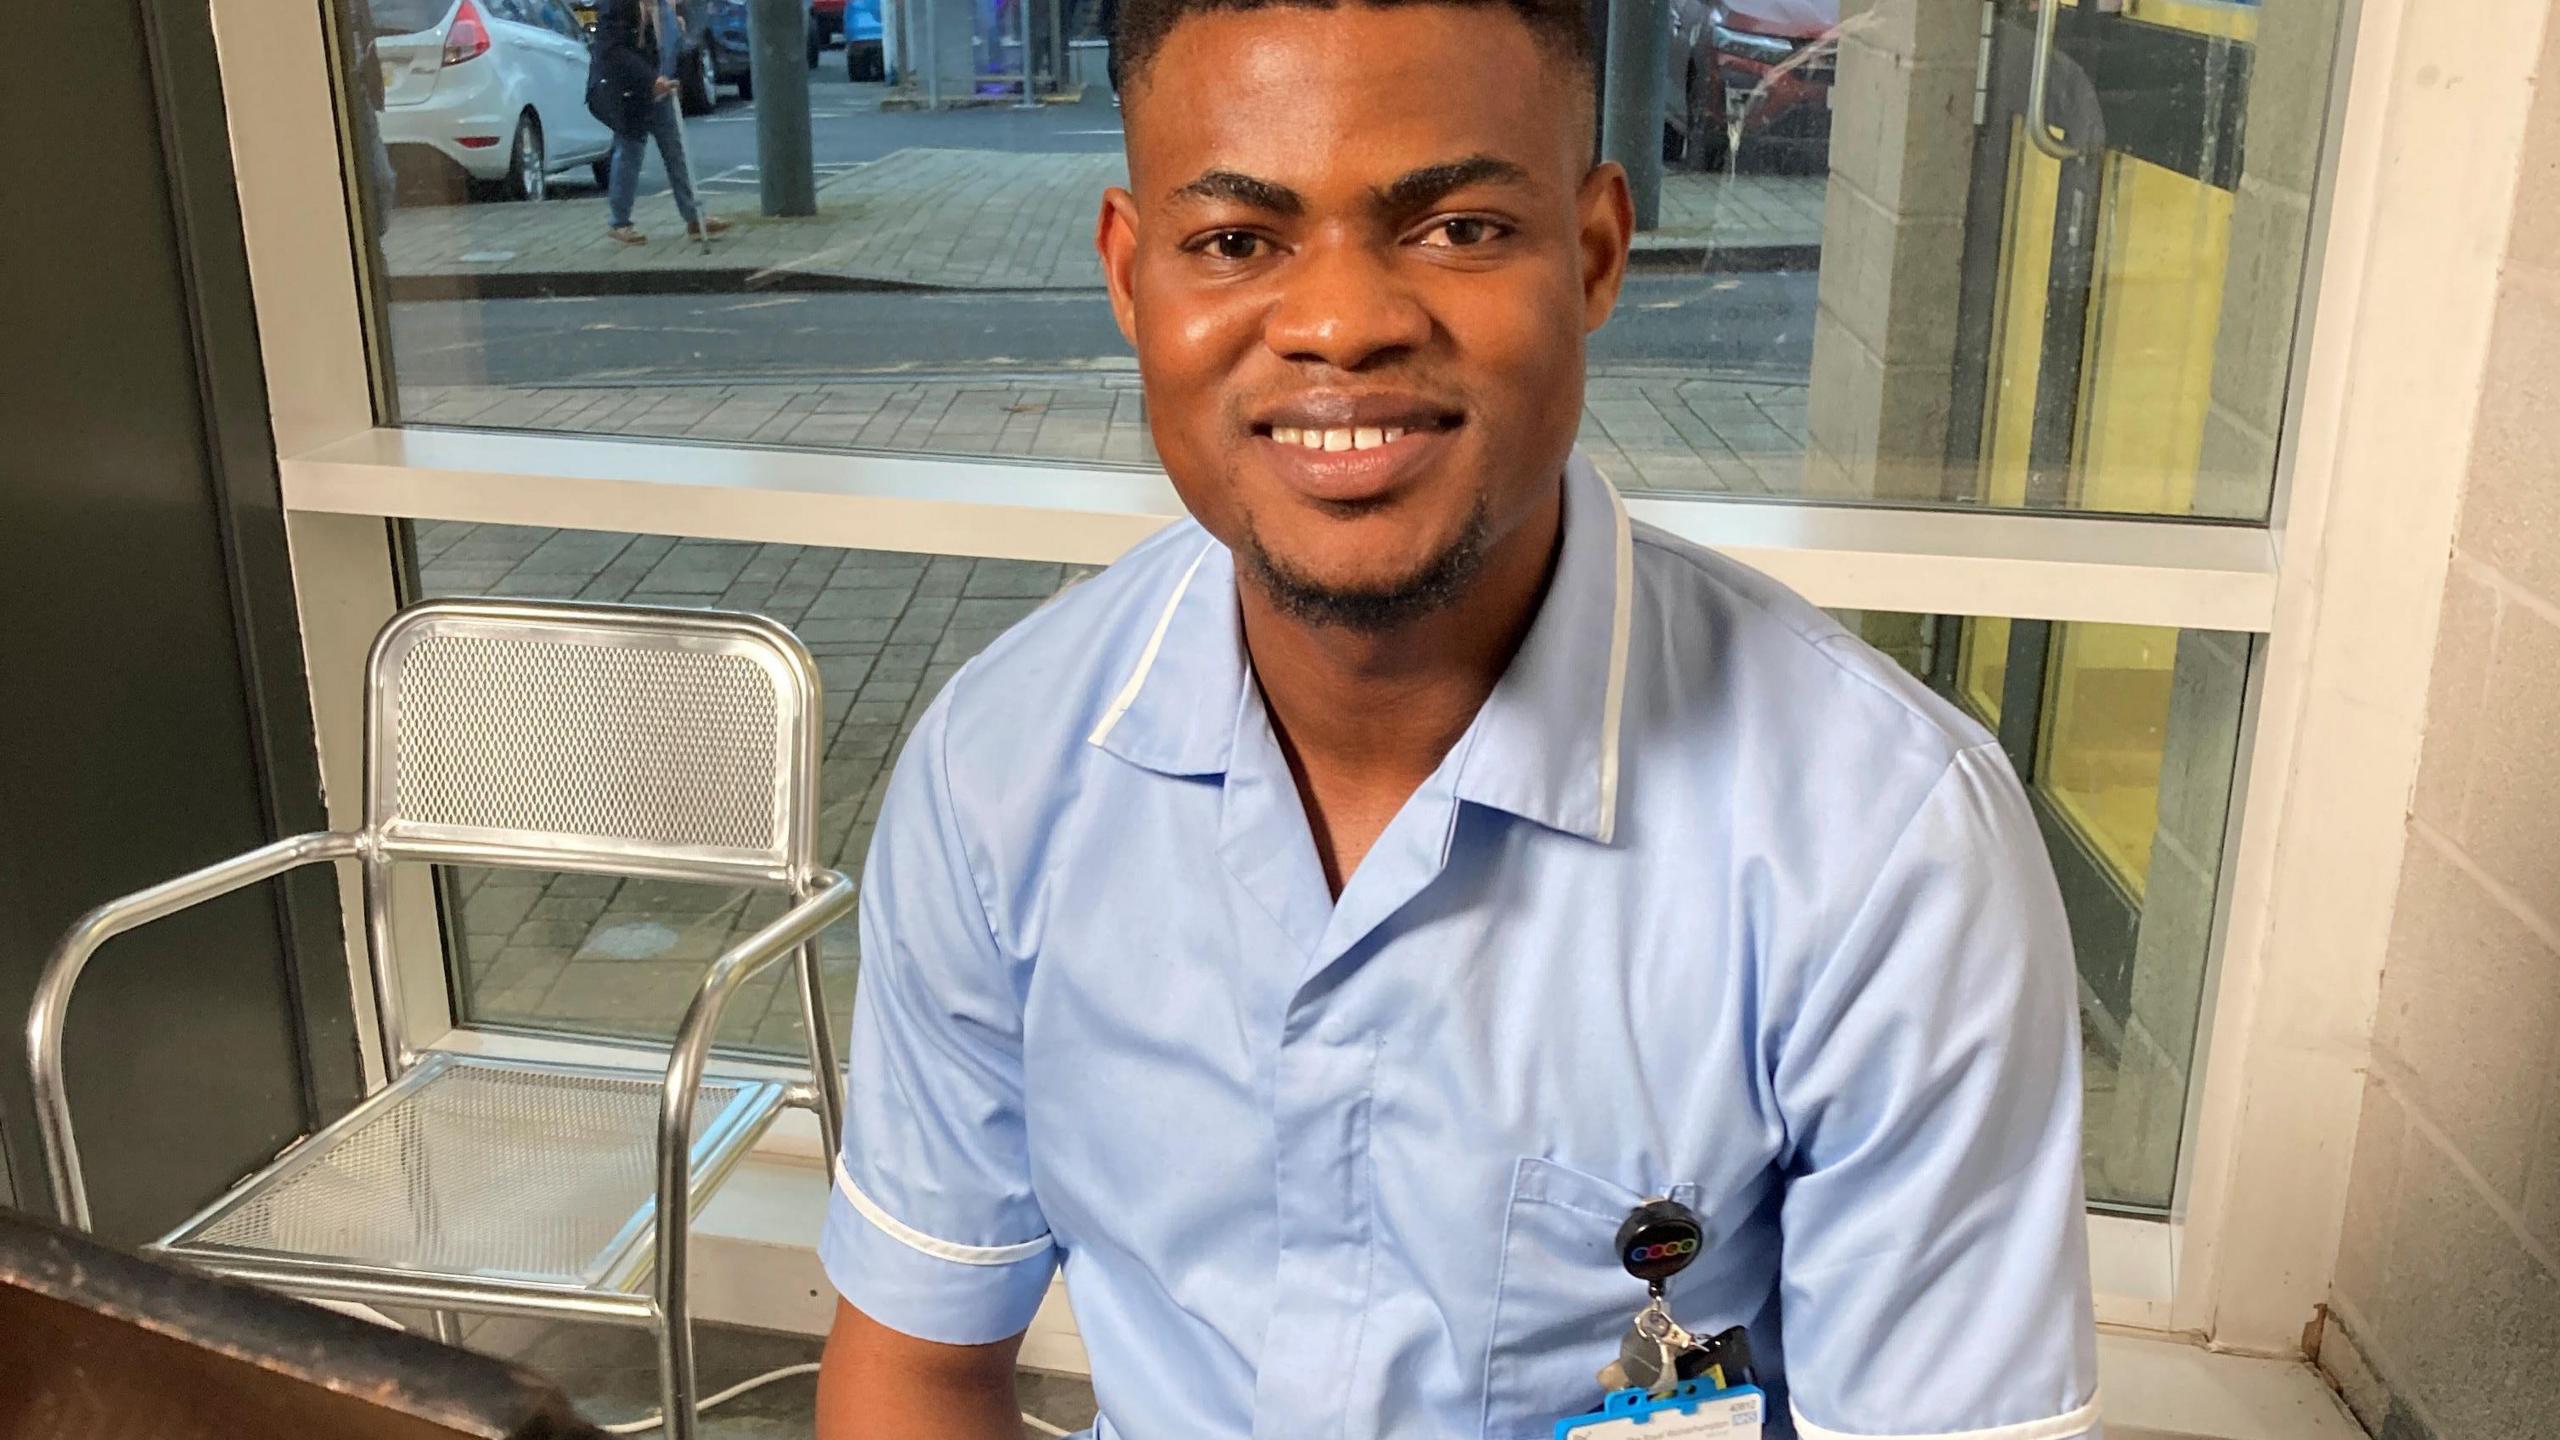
left=607, top=94, right=700, bottom=229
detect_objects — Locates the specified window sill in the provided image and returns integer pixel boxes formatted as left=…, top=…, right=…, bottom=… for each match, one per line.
left=279, top=427, right=2279, bottom=633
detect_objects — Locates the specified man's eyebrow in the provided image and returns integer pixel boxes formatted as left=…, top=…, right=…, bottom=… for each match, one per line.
left=1168, top=170, right=1306, bottom=215
left=1376, top=156, right=1534, bottom=212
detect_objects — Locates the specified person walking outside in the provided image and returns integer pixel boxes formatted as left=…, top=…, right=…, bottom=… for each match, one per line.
left=589, top=0, right=731, bottom=244
left=1092, top=0, right=1119, bottom=105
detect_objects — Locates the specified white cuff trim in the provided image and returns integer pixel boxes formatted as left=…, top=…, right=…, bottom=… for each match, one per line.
left=1790, top=1392, right=2099, bottom=1440
left=834, top=1158, right=1055, bottom=1267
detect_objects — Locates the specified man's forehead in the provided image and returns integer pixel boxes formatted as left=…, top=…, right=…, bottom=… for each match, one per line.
left=1127, top=8, right=1585, bottom=192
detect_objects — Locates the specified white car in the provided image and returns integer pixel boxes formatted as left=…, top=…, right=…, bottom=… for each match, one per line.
left=370, top=0, right=619, bottom=201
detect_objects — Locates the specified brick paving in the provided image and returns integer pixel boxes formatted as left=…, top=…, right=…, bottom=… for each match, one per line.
left=383, top=148, right=1828, bottom=293
left=423, top=525, right=1102, bottom=1050
left=416, top=370, right=1807, bottom=1043
left=401, top=370, right=1812, bottom=495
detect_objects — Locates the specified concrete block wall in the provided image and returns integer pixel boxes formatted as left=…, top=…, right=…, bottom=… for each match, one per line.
left=2316, top=15, right=2560, bottom=1435
left=2087, top=627, right=2250, bottom=1209
left=1803, top=0, right=1980, bottom=503
left=2192, top=0, right=2342, bottom=520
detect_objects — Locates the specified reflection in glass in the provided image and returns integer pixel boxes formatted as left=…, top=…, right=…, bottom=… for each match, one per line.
left=1847, top=608, right=2244, bottom=1212
left=415, top=519, right=2245, bottom=1213
left=334, top=0, right=2338, bottom=521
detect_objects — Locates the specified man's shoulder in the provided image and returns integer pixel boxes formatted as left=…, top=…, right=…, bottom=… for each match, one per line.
left=925, top=520, right=1216, bottom=766
left=1626, top=519, right=1992, bottom=782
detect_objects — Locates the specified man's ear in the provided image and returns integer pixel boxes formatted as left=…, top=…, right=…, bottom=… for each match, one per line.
left=1577, top=161, right=1635, bottom=334
left=1098, top=187, right=1142, bottom=349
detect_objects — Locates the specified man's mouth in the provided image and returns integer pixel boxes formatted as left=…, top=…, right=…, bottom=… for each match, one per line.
left=1245, top=408, right=1466, bottom=505
left=1257, top=417, right=1462, bottom=453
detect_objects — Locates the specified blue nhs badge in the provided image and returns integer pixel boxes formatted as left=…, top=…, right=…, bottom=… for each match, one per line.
left=1555, top=1380, right=1766, bottom=1440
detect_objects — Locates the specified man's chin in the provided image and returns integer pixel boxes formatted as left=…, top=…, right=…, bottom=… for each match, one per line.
left=1239, top=512, right=1492, bottom=634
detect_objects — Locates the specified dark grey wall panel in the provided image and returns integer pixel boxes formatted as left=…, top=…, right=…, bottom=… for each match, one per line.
left=0, top=0, right=354, bottom=1243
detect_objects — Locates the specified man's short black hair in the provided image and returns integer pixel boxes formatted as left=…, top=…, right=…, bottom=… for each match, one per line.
left=1111, top=0, right=1596, bottom=99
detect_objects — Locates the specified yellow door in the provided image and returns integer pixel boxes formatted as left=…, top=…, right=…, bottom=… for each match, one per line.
left=1945, top=1, right=2256, bottom=968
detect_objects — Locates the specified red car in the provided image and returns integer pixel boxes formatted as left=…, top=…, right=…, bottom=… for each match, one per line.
left=1668, top=0, right=1838, bottom=171
left=807, top=0, right=845, bottom=58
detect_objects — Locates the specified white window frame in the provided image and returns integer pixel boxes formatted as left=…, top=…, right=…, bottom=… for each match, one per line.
left=202, top=0, right=2544, bottom=1387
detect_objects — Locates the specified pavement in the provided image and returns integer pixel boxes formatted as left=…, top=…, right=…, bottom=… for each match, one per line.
left=385, top=272, right=1822, bottom=386
left=383, top=145, right=1829, bottom=297
left=423, top=524, right=1105, bottom=1048
left=401, top=369, right=1812, bottom=494
left=413, top=368, right=1805, bottom=1041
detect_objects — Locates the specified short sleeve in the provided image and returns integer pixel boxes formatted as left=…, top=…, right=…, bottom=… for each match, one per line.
left=1773, top=745, right=2101, bottom=1439
left=819, top=690, right=1059, bottom=1345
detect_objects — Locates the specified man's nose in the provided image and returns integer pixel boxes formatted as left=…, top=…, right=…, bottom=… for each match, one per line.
left=1262, top=237, right=1434, bottom=372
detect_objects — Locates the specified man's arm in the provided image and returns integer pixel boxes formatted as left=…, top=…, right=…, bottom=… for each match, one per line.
left=815, top=689, right=1060, bottom=1419
left=1771, top=743, right=2099, bottom=1439
left=815, top=1301, right=1025, bottom=1440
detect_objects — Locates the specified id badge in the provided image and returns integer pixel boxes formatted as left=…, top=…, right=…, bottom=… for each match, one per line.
left=1554, top=1381, right=1765, bottom=1440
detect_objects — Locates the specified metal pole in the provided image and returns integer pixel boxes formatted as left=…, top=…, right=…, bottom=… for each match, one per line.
left=1013, top=0, right=1039, bottom=106
left=923, top=0, right=941, bottom=107
left=1599, top=0, right=1666, bottom=230
left=1046, top=0, right=1064, bottom=91
left=665, top=99, right=712, bottom=250
left=747, top=0, right=817, bottom=215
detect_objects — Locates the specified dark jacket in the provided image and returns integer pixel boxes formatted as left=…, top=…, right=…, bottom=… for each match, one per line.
left=586, top=0, right=661, bottom=139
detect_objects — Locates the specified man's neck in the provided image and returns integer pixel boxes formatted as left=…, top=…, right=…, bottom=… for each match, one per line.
left=1241, top=489, right=1564, bottom=893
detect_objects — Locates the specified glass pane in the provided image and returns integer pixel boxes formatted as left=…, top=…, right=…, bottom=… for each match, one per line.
left=1959, top=613, right=2011, bottom=728
left=1838, top=608, right=2245, bottom=1213
left=2036, top=621, right=2178, bottom=897
left=328, top=0, right=2340, bottom=520
left=413, top=522, right=1098, bottom=1056
left=415, top=523, right=2245, bottom=1213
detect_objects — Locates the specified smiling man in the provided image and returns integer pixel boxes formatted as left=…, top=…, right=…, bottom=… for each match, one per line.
left=810, top=4, right=2098, bottom=1438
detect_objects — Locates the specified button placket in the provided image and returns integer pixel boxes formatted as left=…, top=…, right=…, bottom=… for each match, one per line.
left=1248, top=1013, right=1381, bottom=1440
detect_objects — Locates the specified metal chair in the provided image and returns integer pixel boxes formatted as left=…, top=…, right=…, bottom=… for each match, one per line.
left=25, top=599, right=853, bottom=1440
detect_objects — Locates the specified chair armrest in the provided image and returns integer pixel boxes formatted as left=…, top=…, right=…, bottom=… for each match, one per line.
left=24, top=832, right=365, bottom=1232
left=648, top=871, right=857, bottom=1336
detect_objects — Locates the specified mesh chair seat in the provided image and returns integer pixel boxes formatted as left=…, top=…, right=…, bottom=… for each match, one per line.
left=158, top=1055, right=782, bottom=1294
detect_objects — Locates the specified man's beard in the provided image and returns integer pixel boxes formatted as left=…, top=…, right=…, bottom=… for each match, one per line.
left=1237, top=495, right=1494, bottom=633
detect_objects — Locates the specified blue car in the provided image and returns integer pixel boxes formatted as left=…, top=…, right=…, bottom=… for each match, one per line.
left=840, top=0, right=884, bottom=81
left=677, top=0, right=754, bottom=112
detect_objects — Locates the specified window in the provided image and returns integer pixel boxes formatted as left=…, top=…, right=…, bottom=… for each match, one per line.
left=236, top=0, right=2388, bottom=1341
left=343, top=0, right=2324, bottom=522
left=540, top=0, right=590, bottom=43
left=416, top=526, right=1095, bottom=1058
left=369, top=0, right=460, bottom=36
left=415, top=519, right=2243, bottom=1212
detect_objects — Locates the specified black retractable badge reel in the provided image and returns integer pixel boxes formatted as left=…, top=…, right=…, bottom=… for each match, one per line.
left=1603, top=1199, right=1754, bottom=1398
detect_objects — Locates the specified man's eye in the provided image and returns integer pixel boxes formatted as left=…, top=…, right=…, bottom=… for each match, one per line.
left=1196, top=231, right=1269, bottom=262
left=1419, top=217, right=1508, bottom=248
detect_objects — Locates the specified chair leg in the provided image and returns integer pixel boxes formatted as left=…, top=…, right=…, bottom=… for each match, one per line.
left=793, top=936, right=845, bottom=1146
left=656, top=1302, right=700, bottom=1440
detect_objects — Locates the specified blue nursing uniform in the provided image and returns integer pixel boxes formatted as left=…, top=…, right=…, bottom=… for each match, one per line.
left=820, top=456, right=2101, bottom=1439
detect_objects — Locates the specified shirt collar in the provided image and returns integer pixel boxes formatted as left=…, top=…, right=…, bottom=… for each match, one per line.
left=1448, top=454, right=1635, bottom=843
left=1088, top=454, right=1636, bottom=842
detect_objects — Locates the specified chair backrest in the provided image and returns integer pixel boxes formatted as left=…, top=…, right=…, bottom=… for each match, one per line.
left=365, top=600, right=821, bottom=886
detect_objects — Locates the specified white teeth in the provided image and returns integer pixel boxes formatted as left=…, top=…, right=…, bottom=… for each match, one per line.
left=1273, top=425, right=1414, bottom=451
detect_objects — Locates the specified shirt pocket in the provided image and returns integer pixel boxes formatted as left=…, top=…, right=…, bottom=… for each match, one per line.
left=1480, top=1157, right=1703, bottom=1440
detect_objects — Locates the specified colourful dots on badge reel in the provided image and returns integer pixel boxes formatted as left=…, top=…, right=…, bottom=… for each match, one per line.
left=1624, top=1238, right=1699, bottom=1265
